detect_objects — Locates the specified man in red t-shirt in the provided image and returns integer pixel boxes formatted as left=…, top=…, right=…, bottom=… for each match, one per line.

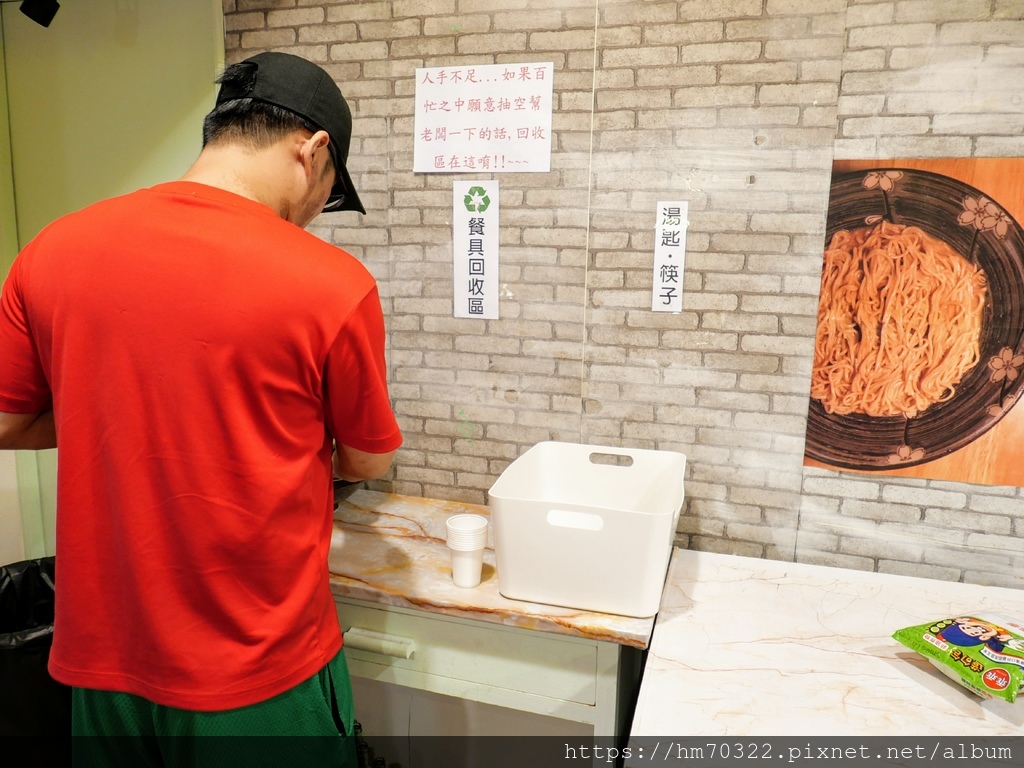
left=0, top=53, right=401, bottom=764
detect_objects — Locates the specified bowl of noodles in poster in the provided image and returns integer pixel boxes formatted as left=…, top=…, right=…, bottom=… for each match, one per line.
left=805, top=168, right=1024, bottom=471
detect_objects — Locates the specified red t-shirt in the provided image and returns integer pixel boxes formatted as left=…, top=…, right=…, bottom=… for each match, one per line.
left=0, top=181, right=402, bottom=711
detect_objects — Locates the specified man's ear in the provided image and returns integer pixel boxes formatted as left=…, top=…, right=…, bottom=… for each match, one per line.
left=299, top=129, right=332, bottom=178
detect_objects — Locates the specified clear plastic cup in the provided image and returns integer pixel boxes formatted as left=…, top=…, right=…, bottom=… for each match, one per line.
left=449, top=548, right=485, bottom=588
left=445, top=514, right=488, bottom=588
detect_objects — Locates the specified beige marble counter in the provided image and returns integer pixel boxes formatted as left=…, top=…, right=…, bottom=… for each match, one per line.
left=328, top=489, right=655, bottom=649
left=630, top=549, right=1024, bottom=736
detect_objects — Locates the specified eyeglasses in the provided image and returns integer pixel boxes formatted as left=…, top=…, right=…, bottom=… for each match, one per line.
left=322, top=186, right=347, bottom=212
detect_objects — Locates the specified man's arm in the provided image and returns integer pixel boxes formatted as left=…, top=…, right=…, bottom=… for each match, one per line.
left=333, top=443, right=397, bottom=482
left=0, top=410, right=56, bottom=450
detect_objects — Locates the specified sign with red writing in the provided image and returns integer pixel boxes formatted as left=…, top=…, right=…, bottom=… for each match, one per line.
left=414, top=62, right=554, bottom=174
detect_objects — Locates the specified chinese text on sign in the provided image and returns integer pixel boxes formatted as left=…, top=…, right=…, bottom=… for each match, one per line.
left=652, top=201, right=688, bottom=313
left=452, top=181, right=500, bottom=319
left=414, top=63, right=554, bottom=174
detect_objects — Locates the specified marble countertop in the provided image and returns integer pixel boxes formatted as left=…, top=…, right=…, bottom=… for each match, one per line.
left=327, top=489, right=656, bottom=649
left=629, top=549, right=1024, bottom=736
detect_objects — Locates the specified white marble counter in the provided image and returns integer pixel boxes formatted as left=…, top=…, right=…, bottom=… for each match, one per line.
left=630, top=549, right=1024, bottom=736
left=328, top=489, right=655, bottom=649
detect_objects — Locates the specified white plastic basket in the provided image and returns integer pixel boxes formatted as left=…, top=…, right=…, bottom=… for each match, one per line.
left=488, top=441, right=686, bottom=618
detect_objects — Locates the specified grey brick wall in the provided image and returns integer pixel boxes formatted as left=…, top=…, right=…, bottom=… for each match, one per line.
left=222, top=0, right=1024, bottom=590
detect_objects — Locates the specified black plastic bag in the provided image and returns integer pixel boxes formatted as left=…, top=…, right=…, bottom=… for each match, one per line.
left=0, top=556, right=71, bottom=745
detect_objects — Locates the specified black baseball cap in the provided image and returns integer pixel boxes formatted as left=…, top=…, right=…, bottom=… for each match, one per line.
left=215, top=52, right=365, bottom=214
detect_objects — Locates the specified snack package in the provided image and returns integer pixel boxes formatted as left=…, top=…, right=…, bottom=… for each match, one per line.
left=893, top=614, right=1024, bottom=703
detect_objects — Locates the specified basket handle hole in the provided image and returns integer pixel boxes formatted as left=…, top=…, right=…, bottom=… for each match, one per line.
left=588, top=451, right=634, bottom=467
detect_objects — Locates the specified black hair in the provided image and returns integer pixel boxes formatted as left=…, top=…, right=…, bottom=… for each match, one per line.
left=203, top=61, right=336, bottom=180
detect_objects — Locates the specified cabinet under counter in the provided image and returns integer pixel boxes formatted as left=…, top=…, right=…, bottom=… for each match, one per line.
left=328, top=489, right=655, bottom=739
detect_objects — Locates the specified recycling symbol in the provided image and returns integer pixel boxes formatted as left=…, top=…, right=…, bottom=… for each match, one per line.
left=464, top=186, right=491, bottom=212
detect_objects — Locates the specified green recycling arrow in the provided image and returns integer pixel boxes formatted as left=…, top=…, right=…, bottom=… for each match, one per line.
left=464, top=186, right=491, bottom=212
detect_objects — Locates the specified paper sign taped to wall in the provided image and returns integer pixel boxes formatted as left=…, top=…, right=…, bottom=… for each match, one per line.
left=652, top=201, right=687, bottom=313
left=452, top=180, right=500, bottom=319
left=414, top=63, right=554, bottom=173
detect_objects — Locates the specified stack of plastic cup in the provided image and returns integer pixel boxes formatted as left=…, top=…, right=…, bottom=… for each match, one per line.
left=445, top=514, right=489, bottom=588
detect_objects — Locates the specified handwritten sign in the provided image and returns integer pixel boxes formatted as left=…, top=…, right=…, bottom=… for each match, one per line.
left=452, top=180, right=500, bottom=319
left=414, top=63, right=554, bottom=173
left=652, top=201, right=687, bottom=313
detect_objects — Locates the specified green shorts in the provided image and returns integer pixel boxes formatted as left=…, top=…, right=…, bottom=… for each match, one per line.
left=71, top=649, right=356, bottom=768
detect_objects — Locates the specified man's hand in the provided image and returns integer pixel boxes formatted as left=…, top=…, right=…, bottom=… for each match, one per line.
left=0, top=410, right=56, bottom=450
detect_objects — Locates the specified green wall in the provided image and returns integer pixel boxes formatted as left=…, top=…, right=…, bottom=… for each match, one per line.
left=5, top=0, right=223, bottom=244
left=1, top=0, right=223, bottom=557
left=0, top=16, right=16, bottom=275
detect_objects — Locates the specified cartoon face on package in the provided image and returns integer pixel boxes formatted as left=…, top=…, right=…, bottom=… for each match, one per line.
left=892, top=614, right=1024, bottom=703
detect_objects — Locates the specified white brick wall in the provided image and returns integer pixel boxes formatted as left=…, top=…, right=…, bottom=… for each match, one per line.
left=222, top=0, right=1024, bottom=590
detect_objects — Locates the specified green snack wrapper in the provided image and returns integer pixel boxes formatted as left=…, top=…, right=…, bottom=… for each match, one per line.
left=893, top=614, right=1024, bottom=703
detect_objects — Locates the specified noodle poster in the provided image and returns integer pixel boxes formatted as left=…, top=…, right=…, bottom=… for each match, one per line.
left=804, top=158, right=1024, bottom=488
